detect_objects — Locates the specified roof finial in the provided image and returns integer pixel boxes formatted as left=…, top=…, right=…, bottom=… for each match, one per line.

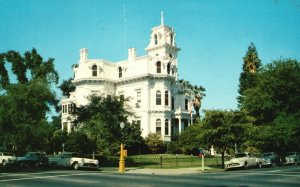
left=161, top=11, right=164, bottom=25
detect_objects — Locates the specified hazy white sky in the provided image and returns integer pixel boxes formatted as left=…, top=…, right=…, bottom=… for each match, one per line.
left=1, top=0, right=300, bottom=116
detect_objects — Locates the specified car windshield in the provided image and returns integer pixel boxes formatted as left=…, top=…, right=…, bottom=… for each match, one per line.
left=3, top=153, right=14, bottom=156
left=62, top=153, right=83, bottom=158
left=262, top=153, right=273, bottom=157
left=235, top=153, right=247, bottom=158
left=286, top=152, right=295, bottom=156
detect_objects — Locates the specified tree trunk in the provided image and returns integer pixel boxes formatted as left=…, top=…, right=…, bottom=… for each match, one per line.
left=221, top=151, right=225, bottom=169
left=193, top=97, right=201, bottom=119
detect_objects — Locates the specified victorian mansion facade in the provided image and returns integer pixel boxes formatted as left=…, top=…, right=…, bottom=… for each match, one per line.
left=61, top=16, right=194, bottom=141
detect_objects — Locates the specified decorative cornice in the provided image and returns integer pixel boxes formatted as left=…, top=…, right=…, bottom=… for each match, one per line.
left=146, top=43, right=180, bottom=52
left=72, top=78, right=114, bottom=86
left=72, top=74, right=176, bottom=87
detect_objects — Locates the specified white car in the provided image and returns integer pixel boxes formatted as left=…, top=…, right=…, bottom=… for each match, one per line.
left=49, top=152, right=99, bottom=170
left=284, top=152, right=300, bottom=165
left=225, top=152, right=263, bottom=170
left=0, top=152, right=17, bottom=166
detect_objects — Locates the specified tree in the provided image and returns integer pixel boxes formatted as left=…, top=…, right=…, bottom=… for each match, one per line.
left=238, top=42, right=261, bottom=107
left=59, top=78, right=76, bottom=97
left=72, top=95, right=143, bottom=155
left=199, top=110, right=254, bottom=168
left=0, top=49, right=59, bottom=151
left=242, top=59, right=300, bottom=124
left=121, top=121, right=144, bottom=155
left=50, top=129, right=68, bottom=153
left=243, top=113, right=300, bottom=154
left=178, top=79, right=206, bottom=118
left=176, top=124, right=203, bottom=155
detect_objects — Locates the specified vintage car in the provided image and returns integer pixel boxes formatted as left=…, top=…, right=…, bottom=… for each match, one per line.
left=48, top=152, right=99, bottom=170
left=261, top=152, right=283, bottom=167
left=284, top=152, right=300, bottom=165
left=16, top=152, right=49, bottom=168
left=225, top=152, right=263, bottom=170
left=0, top=152, right=17, bottom=166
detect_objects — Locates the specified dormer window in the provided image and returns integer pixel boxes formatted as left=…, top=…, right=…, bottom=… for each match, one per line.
left=156, top=61, right=161, bottom=73
left=154, top=34, right=158, bottom=45
left=119, top=67, right=122, bottom=78
left=92, top=65, right=97, bottom=76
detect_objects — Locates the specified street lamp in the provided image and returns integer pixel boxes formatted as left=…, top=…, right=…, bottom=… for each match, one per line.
left=119, top=122, right=125, bottom=172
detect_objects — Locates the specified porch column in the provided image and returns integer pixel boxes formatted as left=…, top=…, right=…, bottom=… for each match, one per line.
left=178, top=117, right=182, bottom=133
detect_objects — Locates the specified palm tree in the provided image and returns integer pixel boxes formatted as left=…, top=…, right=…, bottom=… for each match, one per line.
left=191, top=85, right=206, bottom=118
left=178, top=79, right=206, bottom=118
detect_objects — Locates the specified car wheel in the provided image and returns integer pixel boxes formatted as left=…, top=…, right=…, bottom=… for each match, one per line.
left=2, top=160, right=6, bottom=166
left=244, top=162, right=248, bottom=170
left=19, top=162, right=24, bottom=168
left=72, top=162, right=79, bottom=170
left=272, top=162, right=276, bottom=167
left=257, top=162, right=262, bottom=169
left=294, top=160, right=298, bottom=166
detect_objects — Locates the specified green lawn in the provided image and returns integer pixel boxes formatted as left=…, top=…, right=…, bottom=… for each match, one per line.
left=101, top=154, right=225, bottom=170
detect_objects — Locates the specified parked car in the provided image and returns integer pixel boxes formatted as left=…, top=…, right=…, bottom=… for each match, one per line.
left=284, top=152, right=300, bottom=165
left=48, top=152, right=99, bottom=170
left=261, top=152, right=283, bottom=167
left=0, top=152, right=17, bottom=166
left=16, top=152, right=49, bottom=168
left=225, top=152, right=263, bottom=170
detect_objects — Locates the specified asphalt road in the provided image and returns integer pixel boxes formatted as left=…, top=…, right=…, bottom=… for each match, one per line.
left=0, top=166, right=300, bottom=187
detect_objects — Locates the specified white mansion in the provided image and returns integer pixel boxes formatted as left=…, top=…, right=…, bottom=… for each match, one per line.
left=61, top=16, right=194, bottom=141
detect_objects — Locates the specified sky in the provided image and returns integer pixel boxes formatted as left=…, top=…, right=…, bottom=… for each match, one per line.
left=1, top=0, right=300, bottom=116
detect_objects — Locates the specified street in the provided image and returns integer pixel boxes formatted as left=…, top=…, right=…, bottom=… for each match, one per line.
left=0, top=166, right=300, bottom=187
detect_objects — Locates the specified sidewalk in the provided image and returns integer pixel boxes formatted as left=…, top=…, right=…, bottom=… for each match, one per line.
left=125, top=167, right=202, bottom=175
left=99, top=167, right=221, bottom=175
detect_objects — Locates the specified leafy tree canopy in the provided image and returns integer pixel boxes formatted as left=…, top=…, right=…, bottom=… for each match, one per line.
left=242, top=59, right=300, bottom=124
left=0, top=49, right=59, bottom=151
left=72, top=95, right=143, bottom=155
left=197, top=110, right=255, bottom=168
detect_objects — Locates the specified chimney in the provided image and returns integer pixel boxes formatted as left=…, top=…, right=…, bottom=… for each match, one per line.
left=128, top=48, right=136, bottom=62
left=80, top=48, right=88, bottom=62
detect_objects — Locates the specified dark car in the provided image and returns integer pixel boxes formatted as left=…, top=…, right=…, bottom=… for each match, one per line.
left=261, top=152, right=283, bottom=167
left=16, top=152, right=49, bottom=168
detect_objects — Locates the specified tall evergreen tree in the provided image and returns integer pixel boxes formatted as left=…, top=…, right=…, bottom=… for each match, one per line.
left=238, top=42, right=261, bottom=107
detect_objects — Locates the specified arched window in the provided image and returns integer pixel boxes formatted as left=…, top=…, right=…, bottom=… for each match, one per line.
left=165, top=119, right=169, bottom=135
left=167, top=63, right=171, bottom=74
left=156, top=61, right=161, bottom=73
left=156, top=119, right=161, bottom=134
left=119, top=67, right=122, bottom=78
left=154, top=34, right=158, bottom=45
left=92, top=65, right=97, bottom=76
left=172, top=66, right=175, bottom=75
left=170, top=33, right=173, bottom=45
left=156, top=91, right=161, bottom=105
left=165, top=91, right=169, bottom=106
